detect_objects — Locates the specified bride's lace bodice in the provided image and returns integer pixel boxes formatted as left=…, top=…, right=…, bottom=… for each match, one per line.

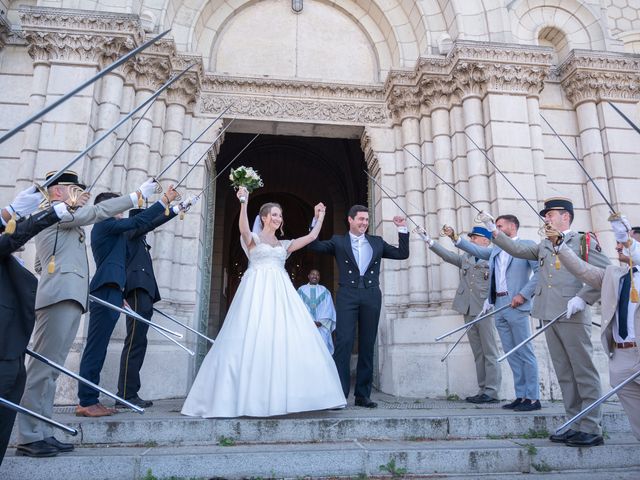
left=241, top=233, right=292, bottom=269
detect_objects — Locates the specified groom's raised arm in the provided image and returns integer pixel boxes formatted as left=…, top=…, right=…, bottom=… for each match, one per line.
left=382, top=216, right=409, bottom=260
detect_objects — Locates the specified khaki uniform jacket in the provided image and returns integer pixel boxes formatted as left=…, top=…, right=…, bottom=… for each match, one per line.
left=34, top=195, right=135, bottom=312
left=558, top=245, right=640, bottom=357
left=492, top=230, right=610, bottom=322
left=429, top=241, right=490, bottom=316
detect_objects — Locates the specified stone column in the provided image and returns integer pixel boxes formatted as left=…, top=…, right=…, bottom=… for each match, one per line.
left=562, top=75, right=615, bottom=243
left=526, top=95, right=548, bottom=208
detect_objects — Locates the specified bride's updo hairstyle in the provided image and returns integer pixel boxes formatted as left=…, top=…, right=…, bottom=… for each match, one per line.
left=259, top=202, right=284, bottom=236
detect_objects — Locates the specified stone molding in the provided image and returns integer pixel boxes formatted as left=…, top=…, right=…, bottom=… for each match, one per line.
left=0, top=13, right=10, bottom=49
left=199, top=75, right=387, bottom=125
left=557, top=50, right=640, bottom=105
left=386, top=41, right=555, bottom=119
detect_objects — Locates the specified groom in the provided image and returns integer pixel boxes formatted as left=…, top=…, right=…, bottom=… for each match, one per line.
left=309, top=204, right=409, bottom=407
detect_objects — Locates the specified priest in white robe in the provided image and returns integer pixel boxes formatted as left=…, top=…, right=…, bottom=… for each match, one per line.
left=298, top=269, right=336, bottom=354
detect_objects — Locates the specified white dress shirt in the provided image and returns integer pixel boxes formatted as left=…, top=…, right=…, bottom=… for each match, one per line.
left=494, top=236, right=518, bottom=293
left=349, top=232, right=373, bottom=275
left=613, top=266, right=639, bottom=343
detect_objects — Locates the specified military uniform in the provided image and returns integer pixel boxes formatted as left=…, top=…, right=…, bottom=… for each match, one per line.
left=491, top=199, right=610, bottom=437
left=429, top=230, right=501, bottom=400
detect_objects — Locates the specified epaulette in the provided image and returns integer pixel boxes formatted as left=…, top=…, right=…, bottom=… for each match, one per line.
left=578, top=231, right=602, bottom=261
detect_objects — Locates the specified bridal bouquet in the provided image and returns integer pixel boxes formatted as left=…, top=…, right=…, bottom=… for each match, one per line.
left=230, top=166, right=264, bottom=202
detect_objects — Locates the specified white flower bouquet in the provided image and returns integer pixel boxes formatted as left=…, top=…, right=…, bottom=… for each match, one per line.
left=230, top=166, right=264, bottom=202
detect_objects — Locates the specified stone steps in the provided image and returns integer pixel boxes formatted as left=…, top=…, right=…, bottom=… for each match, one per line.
left=3, top=435, right=639, bottom=480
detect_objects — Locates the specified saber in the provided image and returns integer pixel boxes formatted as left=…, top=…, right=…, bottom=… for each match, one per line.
left=89, top=295, right=182, bottom=337
left=435, top=304, right=510, bottom=341
left=173, top=118, right=237, bottom=190
left=403, top=147, right=481, bottom=214
left=441, top=324, right=471, bottom=362
left=194, top=133, right=261, bottom=199
left=26, top=349, right=143, bottom=413
left=153, top=307, right=215, bottom=344
left=86, top=96, right=158, bottom=193
left=540, top=114, right=616, bottom=215
left=607, top=101, right=640, bottom=136
left=0, top=396, right=78, bottom=435
left=498, top=310, right=567, bottom=362
left=364, top=171, right=422, bottom=230
left=89, top=295, right=195, bottom=356
left=154, top=104, right=233, bottom=183
left=0, top=29, right=170, bottom=145
left=463, top=133, right=542, bottom=220
left=43, top=63, right=196, bottom=190
left=555, top=368, right=640, bottom=434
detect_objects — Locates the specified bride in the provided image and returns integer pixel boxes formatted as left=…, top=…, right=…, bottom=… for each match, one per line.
left=181, top=186, right=346, bottom=417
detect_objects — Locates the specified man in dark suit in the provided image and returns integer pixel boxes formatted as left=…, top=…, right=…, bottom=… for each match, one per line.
left=0, top=191, right=71, bottom=464
left=75, top=187, right=178, bottom=417
left=116, top=197, right=196, bottom=407
left=308, top=204, right=409, bottom=408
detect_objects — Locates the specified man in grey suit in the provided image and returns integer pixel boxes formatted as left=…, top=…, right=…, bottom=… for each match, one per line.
left=454, top=215, right=540, bottom=412
left=417, top=226, right=501, bottom=404
left=554, top=216, right=640, bottom=440
left=16, top=170, right=157, bottom=458
left=479, top=198, right=610, bottom=447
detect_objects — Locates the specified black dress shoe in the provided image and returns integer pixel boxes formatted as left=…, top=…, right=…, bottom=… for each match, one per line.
left=502, top=398, right=523, bottom=409
left=566, top=431, right=604, bottom=447
left=468, top=393, right=499, bottom=404
left=465, top=394, right=481, bottom=403
left=16, top=440, right=58, bottom=457
left=354, top=397, right=378, bottom=408
left=514, top=399, right=541, bottom=412
left=44, top=436, right=74, bottom=452
left=115, top=395, right=153, bottom=408
left=549, top=428, right=578, bottom=443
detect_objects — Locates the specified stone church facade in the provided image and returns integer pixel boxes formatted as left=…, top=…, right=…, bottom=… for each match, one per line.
left=1, top=0, right=639, bottom=403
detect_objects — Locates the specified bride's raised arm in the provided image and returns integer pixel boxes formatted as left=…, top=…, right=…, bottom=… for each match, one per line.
left=237, top=186, right=255, bottom=250
left=287, top=202, right=326, bottom=253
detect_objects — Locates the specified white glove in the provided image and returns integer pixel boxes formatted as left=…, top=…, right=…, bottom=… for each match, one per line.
left=413, top=227, right=433, bottom=246
left=138, top=178, right=157, bottom=200
left=6, top=185, right=44, bottom=217
left=480, top=299, right=493, bottom=316
left=610, top=215, right=631, bottom=243
left=53, top=202, right=72, bottom=221
left=182, top=195, right=199, bottom=211
left=566, top=296, right=586, bottom=319
left=478, top=211, right=496, bottom=232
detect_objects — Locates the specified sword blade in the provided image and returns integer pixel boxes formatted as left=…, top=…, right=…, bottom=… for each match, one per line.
left=498, top=310, right=567, bottom=362
left=0, top=29, right=170, bottom=145
left=435, top=303, right=510, bottom=341
left=540, top=114, right=616, bottom=214
left=26, top=349, right=143, bottom=413
left=440, top=325, right=471, bottom=362
left=0, top=396, right=78, bottom=435
left=155, top=104, right=233, bottom=180
left=607, top=101, right=640, bottom=136
left=153, top=307, right=215, bottom=344
left=403, top=147, right=481, bottom=214
left=363, top=171, right=422, bottom=230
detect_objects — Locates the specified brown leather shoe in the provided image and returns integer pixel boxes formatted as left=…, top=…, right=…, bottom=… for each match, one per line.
left=75, top=403, right=114, bottom=417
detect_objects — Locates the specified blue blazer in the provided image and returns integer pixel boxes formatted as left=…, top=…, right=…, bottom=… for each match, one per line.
left=125, top=209, right=178, bottom=302
left=89, top=201, right=165, bottom=293
left=308, top=232, right=409, bottom=288
left=456, top=236, right=539, bottom=312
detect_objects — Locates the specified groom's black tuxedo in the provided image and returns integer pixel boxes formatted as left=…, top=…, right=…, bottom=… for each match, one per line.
left=309, top=231, right=409, bottom=399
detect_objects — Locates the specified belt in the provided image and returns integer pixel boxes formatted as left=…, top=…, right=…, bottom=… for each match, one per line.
left=615, top=341, right=637, bottom=349
left=496, top=291, right=509, bottom=297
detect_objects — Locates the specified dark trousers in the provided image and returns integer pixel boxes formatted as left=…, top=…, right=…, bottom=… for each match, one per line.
left=0, top=357, right=26, bottom=466
left=117, top=289, right=152, bottom=399
left=334, top=284, right=381, bottom=399
left=78, top=286, right=122, bottom=407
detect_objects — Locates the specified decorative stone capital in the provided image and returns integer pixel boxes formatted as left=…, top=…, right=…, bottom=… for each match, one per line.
left=486, top=64, right=548, bottom=96
left=125, top=55, right=171, bottom=91
left=19, top=6, right=142, bottom=65
left=419, top=76, right=457, bottom=111
left=452, top=62, right=488, bottom=99
left=387, top=86, right=421, bottom=122
left=0, top=14, right=10, bottom=50
left=558, top=50, right=640, bottom=106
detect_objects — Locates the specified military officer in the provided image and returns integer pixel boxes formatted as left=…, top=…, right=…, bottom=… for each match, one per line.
left=480, top=197, right=610, bottom=447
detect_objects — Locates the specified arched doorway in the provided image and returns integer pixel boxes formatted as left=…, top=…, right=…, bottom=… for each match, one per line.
left=208, top=132, right=368, bottom=338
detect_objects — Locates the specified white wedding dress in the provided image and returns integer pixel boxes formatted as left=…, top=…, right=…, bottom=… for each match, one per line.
left=181, top=233, right=346, bottom=417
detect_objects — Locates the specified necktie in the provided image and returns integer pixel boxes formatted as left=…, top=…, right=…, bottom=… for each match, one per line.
left=618, top=266, right=638, bottom=339
left=353, top=236, right=361, bottom=273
